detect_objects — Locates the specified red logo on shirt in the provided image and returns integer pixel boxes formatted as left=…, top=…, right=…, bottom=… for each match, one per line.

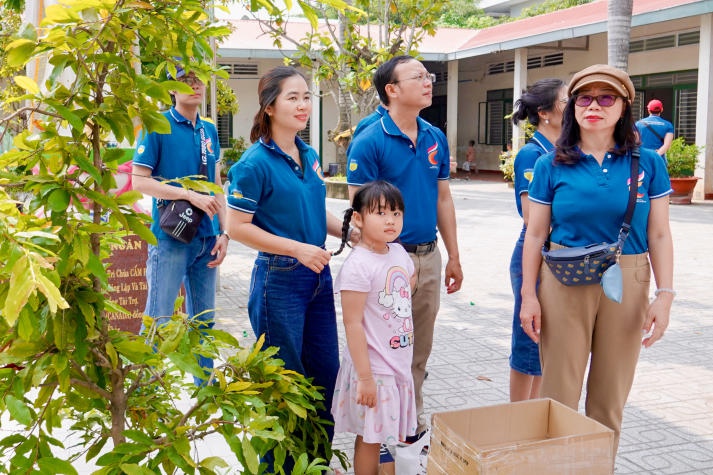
left=427, top=143, right=439, bottom=165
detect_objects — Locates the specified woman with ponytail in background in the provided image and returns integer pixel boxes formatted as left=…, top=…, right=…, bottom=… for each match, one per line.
left=508, top=78, right=568, bottom=402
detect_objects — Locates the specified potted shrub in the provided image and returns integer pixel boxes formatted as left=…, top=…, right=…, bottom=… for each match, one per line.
left=221, top=136, right=248, bottom=180
left=499, top=149, right=515, bottom=187
left=666, top=137, right=701, bottom=205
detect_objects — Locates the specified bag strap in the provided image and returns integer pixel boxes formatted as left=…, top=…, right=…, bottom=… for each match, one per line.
left=643, top=122, right=664, bottom=142
left=544, top=147, right=640, bottom=252
left=198, top=126, right=208, bottom=178
left=158, top=123, right=209, bottom=207
left=615, top=146, right=640, bottom=249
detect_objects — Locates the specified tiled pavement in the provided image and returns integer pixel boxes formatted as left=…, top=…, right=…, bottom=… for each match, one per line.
left=214, top=177, right=713, bottom=474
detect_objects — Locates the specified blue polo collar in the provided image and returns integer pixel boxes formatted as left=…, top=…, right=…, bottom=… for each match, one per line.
left=258, top=136, right=310, bottom=155
left=168, top=107, right=204, bottom=129
left=379, top=112, right=430, bottom=138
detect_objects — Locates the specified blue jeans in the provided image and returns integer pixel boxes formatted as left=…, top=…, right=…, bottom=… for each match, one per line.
left=249, top=252, right=339, bottom=471
left=509, top=227, right=542, bottom=376
left=143, top=236, right=218, bottom=385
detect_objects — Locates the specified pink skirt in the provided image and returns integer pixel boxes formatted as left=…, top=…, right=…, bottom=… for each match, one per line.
left=331, top=361, right=417, bottom=444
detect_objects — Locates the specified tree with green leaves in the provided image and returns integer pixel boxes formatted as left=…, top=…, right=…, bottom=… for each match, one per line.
left=252, top=0, right=446, bottom=169
left=438, top=0, right=593, bottom=29
left=0, top=1, right=346, bottom=473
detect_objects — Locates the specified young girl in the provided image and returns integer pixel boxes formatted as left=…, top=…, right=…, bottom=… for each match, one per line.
left=332, top=180, right=417, bottom=475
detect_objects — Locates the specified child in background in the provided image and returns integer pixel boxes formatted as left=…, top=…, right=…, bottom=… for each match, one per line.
left=464, top=139, right=477, bottom=174
left=332, top=180, right=417, bottom=475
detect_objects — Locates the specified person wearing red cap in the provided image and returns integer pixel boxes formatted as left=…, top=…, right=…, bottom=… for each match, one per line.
left=635, top=99, right=674, bottom=159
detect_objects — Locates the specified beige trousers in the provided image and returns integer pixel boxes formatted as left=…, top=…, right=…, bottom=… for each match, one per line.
left=539, top=247, right=650, bottom=454
left=408, top=247, right=442, bottom=433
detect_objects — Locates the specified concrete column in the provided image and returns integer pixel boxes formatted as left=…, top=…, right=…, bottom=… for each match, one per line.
left=695, top=14, right=713, bottom=200
left=447, top=60, right=459, bottom=161
left=512, top=48, right=528, bottom=153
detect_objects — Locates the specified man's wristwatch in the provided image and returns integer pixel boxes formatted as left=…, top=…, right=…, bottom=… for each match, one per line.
left=219, top=231, right=230, bottom=241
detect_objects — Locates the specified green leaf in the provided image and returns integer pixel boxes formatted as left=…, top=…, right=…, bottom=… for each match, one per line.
left=241, top=436, right=259, bottom=474
left=37, top=457, right=78, bottom=475
left=139, top=110, right=171, bottom=134
left=47, top=188, right=71, bottom=212
left=125, top=217, right=156, bottom=245
left=17, top=312, right=35, bottom=341
left=113, top=339, right=153, bottom=363
left=5, top=38, right=36, bottom=68
left=43, top=4, right=81, bottom=23
left=5, top=395, right=32, bottom=426
left=123, top=430, right=154, bottom=446
left=85, top=437, right=108, bottom=463
left=51, top=103, right=85, bottom=133
left=167, top=352, right=204, bottom=377
left=105, top=342, right=119, bottom=369
left=14, top=75, right=40, bottom=95
left=199, top=456, right=229, bottom=471
left=118, top=465, right=154, bottom=475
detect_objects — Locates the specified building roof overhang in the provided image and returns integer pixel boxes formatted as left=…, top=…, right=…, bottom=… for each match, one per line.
left=217, top=0, right=713, bottom=63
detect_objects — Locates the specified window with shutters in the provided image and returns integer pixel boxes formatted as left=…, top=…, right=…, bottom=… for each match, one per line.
left=483, top=89, right=513, bottom=148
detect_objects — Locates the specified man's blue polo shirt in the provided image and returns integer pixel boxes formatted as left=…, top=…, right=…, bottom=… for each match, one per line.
left=635, top=115, right=674, bottom=153
left=351, top=104, right=387, bottom=142
left=226, top=137, right=327, bottom=247
left=513, top=131, right=553, bottom=218
left=347, top=113, right=450, bottom=245
left=528, top=147, right=672, bottom=254
left=133, top=108, right=220, bottom=240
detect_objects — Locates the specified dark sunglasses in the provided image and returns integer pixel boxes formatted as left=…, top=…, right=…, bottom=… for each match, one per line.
left=574, top=94, right=622, bottom=107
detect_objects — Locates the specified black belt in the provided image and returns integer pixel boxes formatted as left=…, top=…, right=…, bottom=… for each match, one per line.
left=401, top=240, right=437, bottom=255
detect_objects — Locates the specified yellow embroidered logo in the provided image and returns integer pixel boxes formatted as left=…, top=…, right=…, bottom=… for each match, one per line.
left=137, top=145, right=145, bottom=154
left=349, top=161, right=358, bottom=172
left=232, top=191, right=243, bottom=199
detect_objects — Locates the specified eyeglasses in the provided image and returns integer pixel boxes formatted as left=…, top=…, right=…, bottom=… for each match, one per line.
left=177, top=75, right=204, bottom=87
left=392, top=72, right=436, bottom=85
left=574, top=94, right=622, bottom=107
left=559, top=97, right=569, bottom=103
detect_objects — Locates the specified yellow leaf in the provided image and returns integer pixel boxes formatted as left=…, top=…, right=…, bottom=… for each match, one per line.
left=35, top=272, right=70, bottom=314
left=14, top=76, right=40, bottom=95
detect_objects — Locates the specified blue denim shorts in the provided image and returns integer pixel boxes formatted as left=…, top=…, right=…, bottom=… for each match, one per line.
left=509, top=228, right=542, bottom=376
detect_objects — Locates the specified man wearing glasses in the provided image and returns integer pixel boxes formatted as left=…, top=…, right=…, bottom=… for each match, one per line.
left=346, top=55, right=463, bottom=446
left=132, top=63, right=227, bottom=386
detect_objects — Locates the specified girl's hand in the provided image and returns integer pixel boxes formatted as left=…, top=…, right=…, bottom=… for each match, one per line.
left=295, top=243, right=332, bottom=273
left=356, top=378, right=377, bottom=408
left=519, top=295, right=541, bottom=344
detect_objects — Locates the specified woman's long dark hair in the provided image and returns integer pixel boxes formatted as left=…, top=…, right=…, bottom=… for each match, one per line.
left=554, top=95, right=639, bottom=164
left=250, top=66, right=307, bottom=143
left=511, top=78, right=565, bottom=127
left=332, top=180, right=405, bottom=256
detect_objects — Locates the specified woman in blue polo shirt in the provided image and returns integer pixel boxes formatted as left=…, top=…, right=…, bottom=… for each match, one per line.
left=519, top=64, right=674, bottom=456
left=225, top=66, right=347, bottom=470
left=508, top=78, right=567, bottom=403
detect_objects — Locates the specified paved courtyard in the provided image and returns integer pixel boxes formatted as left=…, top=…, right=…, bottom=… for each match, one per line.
left=3, top=176, right=710, bottom=474
left=214, top=176, right=713, bottom=474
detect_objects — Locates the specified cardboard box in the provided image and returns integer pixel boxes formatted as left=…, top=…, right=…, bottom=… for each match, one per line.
left=428, top=398, right=614, bottom=474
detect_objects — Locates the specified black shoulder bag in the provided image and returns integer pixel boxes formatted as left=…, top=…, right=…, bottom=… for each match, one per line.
left=158, top=127, right=208, bottom=244
left=542, top=148, right=640, bottom=299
